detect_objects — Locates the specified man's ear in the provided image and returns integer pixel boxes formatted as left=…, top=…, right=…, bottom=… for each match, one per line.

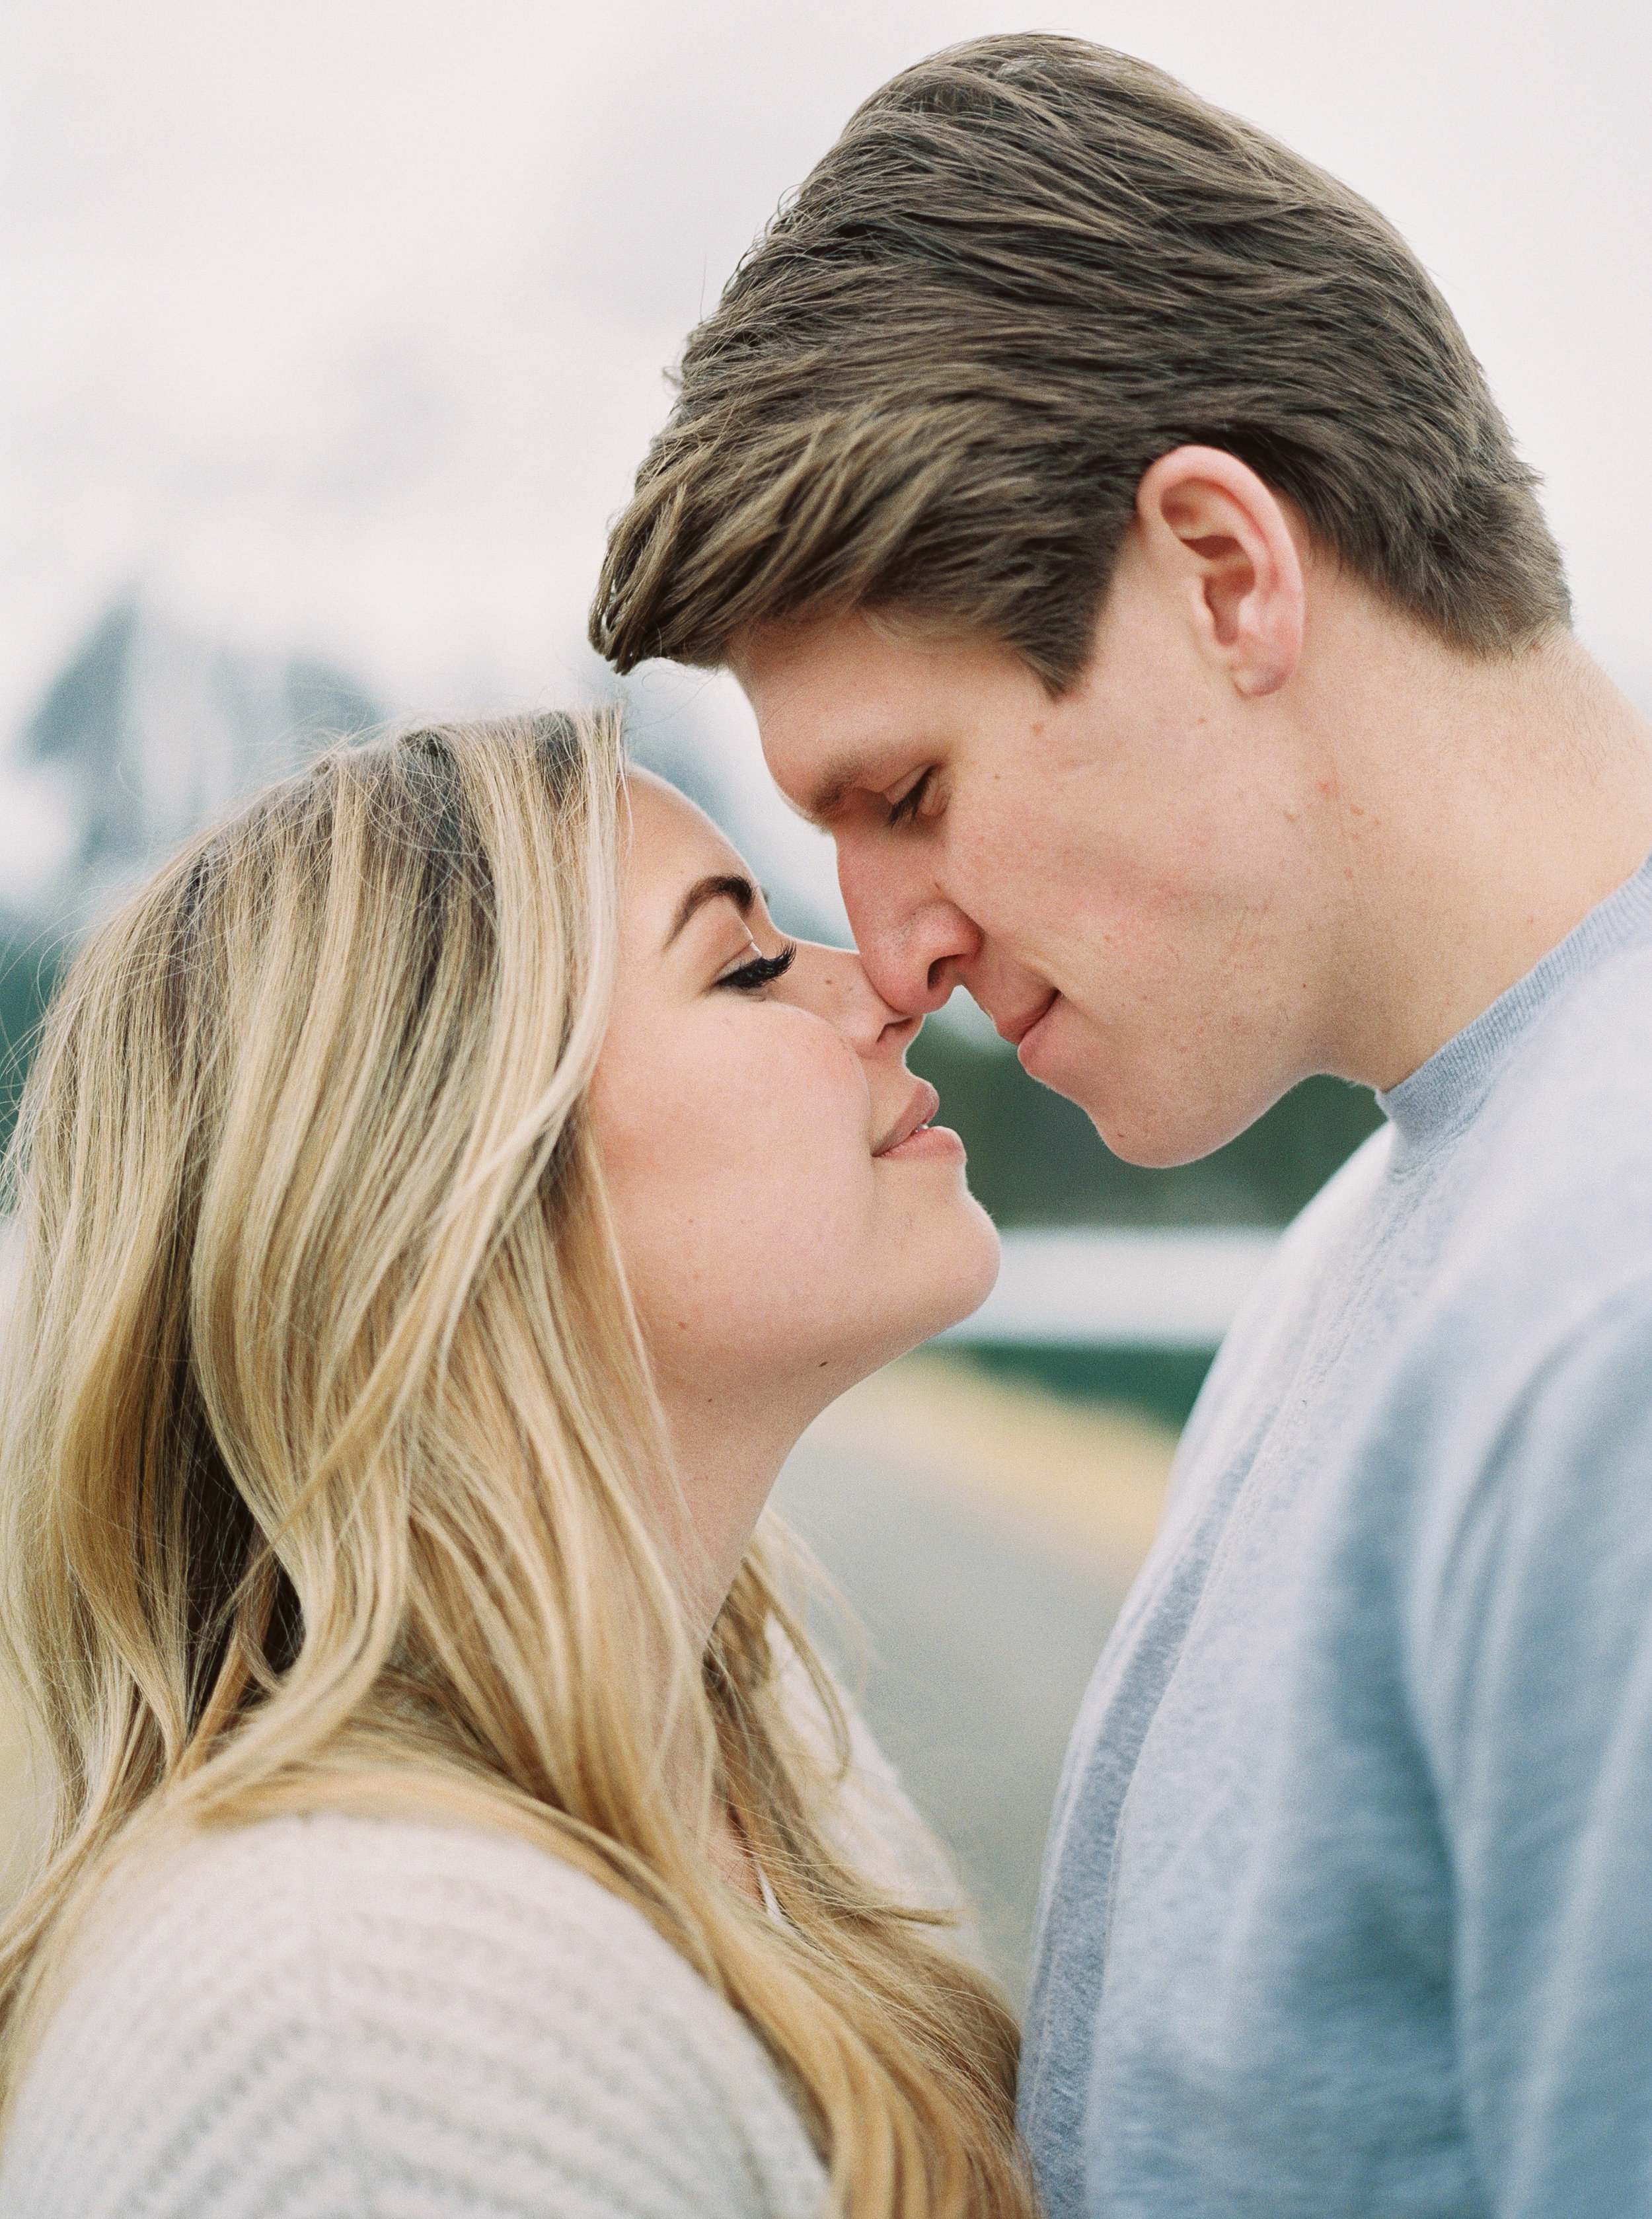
left=1135, top=447, right=1306, bottom=696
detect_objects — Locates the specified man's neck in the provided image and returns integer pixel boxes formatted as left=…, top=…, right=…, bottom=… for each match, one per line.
left=1308, top=629, right=1652, bottom=1093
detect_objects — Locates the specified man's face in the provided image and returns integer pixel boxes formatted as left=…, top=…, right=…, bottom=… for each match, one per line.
left=735, top=548, right=1331, bottom=1168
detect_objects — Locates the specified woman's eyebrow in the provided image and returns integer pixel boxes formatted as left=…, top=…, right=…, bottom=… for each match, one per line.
left=663, top=872, right=755, bottom=949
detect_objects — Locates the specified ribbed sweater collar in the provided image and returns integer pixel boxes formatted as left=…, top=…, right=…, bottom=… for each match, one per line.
left=1378, top=850, right=1652, bottom=1156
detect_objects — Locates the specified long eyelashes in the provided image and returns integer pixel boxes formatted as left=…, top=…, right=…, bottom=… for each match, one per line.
left=718, top=942, right=798, bottom=993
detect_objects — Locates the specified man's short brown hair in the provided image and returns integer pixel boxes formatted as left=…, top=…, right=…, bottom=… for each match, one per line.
left=591, top=34, right=1569, bottom=690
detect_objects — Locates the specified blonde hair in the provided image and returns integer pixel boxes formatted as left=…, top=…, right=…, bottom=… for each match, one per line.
left=0, top=711, right=1033, bottom=2216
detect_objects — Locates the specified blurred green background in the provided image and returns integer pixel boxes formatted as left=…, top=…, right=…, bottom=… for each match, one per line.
left=908, top=1024, right=1382, bottom=1230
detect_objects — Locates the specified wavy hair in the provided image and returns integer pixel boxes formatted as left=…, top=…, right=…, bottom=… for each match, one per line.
left=0, top=711, right=1033, bottom=2217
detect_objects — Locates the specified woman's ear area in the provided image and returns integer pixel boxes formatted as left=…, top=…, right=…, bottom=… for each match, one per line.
left=1133, top=445, right=1307, bottom=698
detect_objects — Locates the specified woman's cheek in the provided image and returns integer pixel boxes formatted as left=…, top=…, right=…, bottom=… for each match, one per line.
left=602, top=1011, right=876, bottom=1335
left=693, top=1024, right=875, bottom=1281
left=751, top=1022, right=870, bottom=1175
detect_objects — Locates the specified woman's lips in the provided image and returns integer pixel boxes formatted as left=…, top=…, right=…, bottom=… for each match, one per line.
left=873, top=1077, right=963, bottom=1160
left=879, top=1121, right=966, bottom=1164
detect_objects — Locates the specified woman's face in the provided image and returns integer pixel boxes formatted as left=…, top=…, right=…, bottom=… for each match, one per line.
left=591, top=775, right=998, bottom=1425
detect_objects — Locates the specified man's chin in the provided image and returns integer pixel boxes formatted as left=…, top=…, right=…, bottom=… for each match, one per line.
left=1088, top=1116, right=1220, bottom=1171
left=1021, top=1010, right=1268, bottom=1168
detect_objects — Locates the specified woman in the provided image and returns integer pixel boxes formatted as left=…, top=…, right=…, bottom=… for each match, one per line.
left=0, top=710, right=1038, bottom=2218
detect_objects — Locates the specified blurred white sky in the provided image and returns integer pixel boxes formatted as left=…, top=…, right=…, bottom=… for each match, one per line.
left=3, top=0, right=1648, bottom=906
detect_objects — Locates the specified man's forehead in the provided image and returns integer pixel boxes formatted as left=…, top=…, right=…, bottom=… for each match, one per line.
left=735, top=610, right=1049, bottom=824
left=735, top=636, right=937, bottom=817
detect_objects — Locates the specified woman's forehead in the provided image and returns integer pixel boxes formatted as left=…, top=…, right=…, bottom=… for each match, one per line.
left=621, top=774, right=751, bottom=915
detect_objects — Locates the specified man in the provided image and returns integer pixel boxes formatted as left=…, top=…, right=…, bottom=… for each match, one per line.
left=592, top=34, right=1652, bottom=2218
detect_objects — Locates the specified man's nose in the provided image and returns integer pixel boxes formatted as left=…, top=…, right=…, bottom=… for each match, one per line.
left=835, top=838, right=981, bottom=1018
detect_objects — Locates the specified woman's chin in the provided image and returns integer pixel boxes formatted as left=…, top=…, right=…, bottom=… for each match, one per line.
left=710, top=1199, right=1003, bottom=1420
left=944, top=1191, right=1002, bottom=1321
left=873, top=1192, right=1002, bottom=1368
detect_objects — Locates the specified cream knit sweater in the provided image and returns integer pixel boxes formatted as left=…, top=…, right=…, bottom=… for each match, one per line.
left=0, top=1703, right=960, bottom=2218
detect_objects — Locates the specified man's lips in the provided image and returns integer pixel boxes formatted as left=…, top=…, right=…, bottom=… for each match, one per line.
left=993, top=990, right=1059, bottom=1049
left=872, top=1078, right=942, bottom=1156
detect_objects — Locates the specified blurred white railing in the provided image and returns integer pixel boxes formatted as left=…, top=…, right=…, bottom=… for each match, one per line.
left=938, top=1226, right=1279, bottom=1350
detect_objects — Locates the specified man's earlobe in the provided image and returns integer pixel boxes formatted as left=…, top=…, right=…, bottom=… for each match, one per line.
left=1136, top=446, right=1306, bottom=697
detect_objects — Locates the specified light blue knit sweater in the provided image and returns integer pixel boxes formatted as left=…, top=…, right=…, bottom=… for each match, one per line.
left=1022, top=854, right=1652, bottom=2218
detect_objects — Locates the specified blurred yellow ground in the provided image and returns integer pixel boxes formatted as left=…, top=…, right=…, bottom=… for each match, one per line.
left=780, top=1354, right=1180, bottom=1988
left=806, top=1352, right=1177, bottom=1577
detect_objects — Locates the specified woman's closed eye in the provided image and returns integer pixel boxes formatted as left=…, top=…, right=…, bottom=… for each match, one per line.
left=717, top=942, right=798, bottom=994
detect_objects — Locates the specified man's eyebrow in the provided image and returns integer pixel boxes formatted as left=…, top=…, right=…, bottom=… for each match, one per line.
left=800, top=755, right=870, bottom=826
left=664, top=872, right=755, bottom=948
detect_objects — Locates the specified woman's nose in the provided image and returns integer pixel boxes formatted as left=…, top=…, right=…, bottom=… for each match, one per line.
left=785, top=940, right=921, bottom=1059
